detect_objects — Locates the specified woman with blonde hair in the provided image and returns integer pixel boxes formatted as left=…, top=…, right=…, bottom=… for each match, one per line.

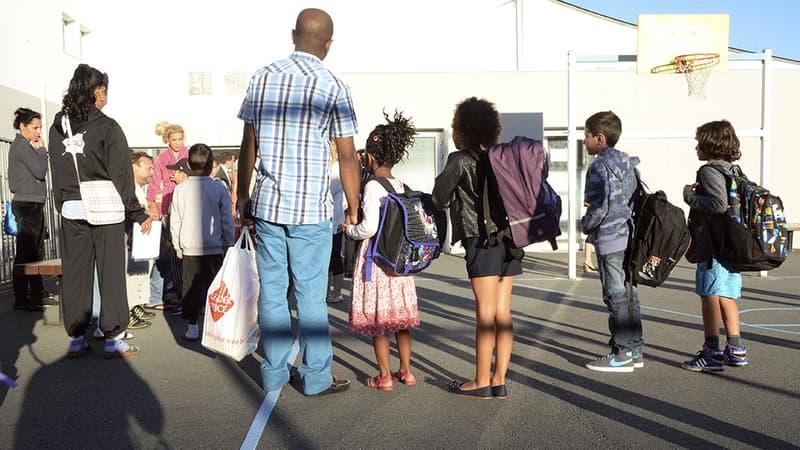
left=148, top=123, right=188, bottom=218
left=143, top=122, right=188, bottom=311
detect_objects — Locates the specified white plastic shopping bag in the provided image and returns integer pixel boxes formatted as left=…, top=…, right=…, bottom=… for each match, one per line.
left=201, top=231, right=260, bottom=361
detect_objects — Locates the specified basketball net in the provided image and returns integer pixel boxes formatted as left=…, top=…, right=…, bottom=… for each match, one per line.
left=676, top=58, right=712, bottom=100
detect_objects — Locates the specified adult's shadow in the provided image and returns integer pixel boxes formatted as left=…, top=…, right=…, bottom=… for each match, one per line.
left=14, top=354, right=166, bottom=449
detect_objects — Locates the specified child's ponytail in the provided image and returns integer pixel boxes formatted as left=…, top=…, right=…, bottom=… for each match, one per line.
left=365, top=110, right=416, bottom=167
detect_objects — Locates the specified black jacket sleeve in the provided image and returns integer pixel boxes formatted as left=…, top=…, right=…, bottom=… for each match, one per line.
left=432, top=152, right=463, bottom=209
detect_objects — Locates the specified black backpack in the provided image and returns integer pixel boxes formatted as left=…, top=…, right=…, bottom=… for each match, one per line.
left=364, top=178, right=447, bottom=281
left=626, top=177, right=691, bottom=287
left=707, top=164, right=788, bottom=271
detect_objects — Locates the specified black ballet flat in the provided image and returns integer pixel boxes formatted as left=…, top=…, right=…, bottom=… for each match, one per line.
left=491, top=384, right=508, bottom=399
left=448, top=381, right=492, bottom=399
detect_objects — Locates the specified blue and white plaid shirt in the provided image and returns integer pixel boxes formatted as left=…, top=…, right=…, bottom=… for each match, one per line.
left=238, top=51, right=358, bottom=224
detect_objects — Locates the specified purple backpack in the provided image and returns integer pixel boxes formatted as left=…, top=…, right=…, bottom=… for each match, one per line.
left=488, top=136, right=562, bottom=249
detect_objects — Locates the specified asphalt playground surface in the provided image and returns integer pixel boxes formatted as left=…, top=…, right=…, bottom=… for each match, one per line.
left=1, top=251, right=799, bottom=449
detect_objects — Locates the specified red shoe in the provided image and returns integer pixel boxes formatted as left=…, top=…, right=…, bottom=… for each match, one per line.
left=366, top=374, right=394, bottom=391
left=393, top=370, right=417, bottom=386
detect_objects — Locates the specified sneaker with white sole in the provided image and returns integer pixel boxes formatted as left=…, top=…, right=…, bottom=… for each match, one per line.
left=103, top=338, right=140, bottom=359
left=681, top=344, right=724, bottom=372
left=67, top=336, right=91, bottom=359
left=586, top=351, right=634, bottom=373
left=184, top=323, right=200, bottom=341
left=722, top=343, right=748, bottom=367
left=633, top=353, right=644, bottom=369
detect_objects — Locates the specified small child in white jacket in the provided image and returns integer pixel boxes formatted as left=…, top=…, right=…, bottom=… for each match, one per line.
left=170, top=144, right=235, bottom=341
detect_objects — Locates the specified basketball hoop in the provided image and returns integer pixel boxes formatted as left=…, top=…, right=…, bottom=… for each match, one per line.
left=651, top=53, right=720, bottom=99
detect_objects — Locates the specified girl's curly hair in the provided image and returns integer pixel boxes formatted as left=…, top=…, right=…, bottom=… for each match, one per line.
left=365, top=110, right=416, bottom=167
left=451, top=97, right=501, bottom=150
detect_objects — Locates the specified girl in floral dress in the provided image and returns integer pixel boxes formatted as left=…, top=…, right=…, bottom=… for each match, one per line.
left=345, top=111, right=419, bottom=392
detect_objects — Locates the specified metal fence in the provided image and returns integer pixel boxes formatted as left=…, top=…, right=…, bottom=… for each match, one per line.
left=0, top=142, right=241, bottom=285
left=0, top=138, right=62, bottom=286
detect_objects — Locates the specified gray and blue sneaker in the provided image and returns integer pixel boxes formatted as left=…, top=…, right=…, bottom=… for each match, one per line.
left=681, top=344, right=724, bottom=372
left=586, top=351, right=634, bottom=373
left=722, top=343, right=748, bottom=367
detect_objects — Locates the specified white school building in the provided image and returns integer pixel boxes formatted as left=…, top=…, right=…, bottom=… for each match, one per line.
left=2, top=0, right=799, bottom=279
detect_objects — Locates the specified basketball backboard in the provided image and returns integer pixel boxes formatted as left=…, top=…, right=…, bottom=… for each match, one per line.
left=637, top=14, right=730, bottom=74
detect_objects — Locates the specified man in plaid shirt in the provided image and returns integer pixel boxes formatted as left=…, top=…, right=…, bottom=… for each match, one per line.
left=237, top=8, right=361, bottom=396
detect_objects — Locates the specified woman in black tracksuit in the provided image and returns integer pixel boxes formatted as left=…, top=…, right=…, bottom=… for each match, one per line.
left=48, top=64, right=152, bottom=359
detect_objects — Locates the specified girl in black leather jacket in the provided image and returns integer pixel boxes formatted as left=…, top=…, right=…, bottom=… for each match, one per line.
left=432, top=97, right=521, bottom=399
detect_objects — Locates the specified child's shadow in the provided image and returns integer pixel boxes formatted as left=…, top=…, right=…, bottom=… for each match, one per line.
left=162, top=307, right=218, bottom=359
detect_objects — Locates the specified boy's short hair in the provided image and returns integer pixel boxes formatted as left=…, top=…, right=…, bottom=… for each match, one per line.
left=695, top=120, right=741, bottom=162
left=188, top=143, right=214, bottom=176
left=452, top=97, right=501, bottom=150
left=585, top=111, right=622, bottom=148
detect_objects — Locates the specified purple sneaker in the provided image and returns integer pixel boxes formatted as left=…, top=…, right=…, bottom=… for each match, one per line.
left=722, top=343, right=748, bottom=367
left=681, top=344, right=724, bottom=372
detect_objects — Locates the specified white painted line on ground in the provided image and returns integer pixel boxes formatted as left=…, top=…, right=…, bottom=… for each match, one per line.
left=240, top=338, right=300, bottom=450
left=739, top=307, right=800, bottom=335
left=740, top=307, right=800, bottom=313
left=420, top=273, right=800, bottom=335
left=511, top=282, right=800, bottom=336
left=742, top=324, right=800, bottom=335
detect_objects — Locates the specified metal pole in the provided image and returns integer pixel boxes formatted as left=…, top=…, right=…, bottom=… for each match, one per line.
left=760, top=48, right=773, bottom=277
left=515, top=0, right=524, bottom=71
left=567, top=51, right=577, bottom=280
left=760, top=48, right=772, bottom=189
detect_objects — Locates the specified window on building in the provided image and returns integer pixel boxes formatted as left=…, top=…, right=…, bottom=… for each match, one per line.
left=224, top=72, right=249, bottom=96
left=188, top=72, right=213, bottom=95
left=62, top=13, right=80, bottom=57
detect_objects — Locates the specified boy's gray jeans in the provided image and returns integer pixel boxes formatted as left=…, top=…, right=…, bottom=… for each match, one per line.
left=597, top=250, right=644, bottom=355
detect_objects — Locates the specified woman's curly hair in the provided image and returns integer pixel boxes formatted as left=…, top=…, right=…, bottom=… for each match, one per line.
left=61, top=64, right=108, bottom=122
left=364, top=110, right=416, bottom=167
left=451, top=97, right=501, bottom=150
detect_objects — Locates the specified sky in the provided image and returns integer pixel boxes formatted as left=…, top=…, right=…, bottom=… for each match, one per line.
left=565, top=0, right=800, bottom=61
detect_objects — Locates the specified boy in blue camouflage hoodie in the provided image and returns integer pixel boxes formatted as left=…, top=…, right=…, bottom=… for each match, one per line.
left=580, top=111, right=643, bottom=373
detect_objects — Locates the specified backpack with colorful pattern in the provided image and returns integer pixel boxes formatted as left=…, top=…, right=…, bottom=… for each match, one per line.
left=708, top=164, right=788, bottom=271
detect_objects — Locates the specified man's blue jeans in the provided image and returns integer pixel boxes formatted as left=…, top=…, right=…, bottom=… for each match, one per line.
left=148, top=254, right=168, bottom=306
left=255, top=219, right=334, bottom=395
left=597, top=250, right=643, bottom=355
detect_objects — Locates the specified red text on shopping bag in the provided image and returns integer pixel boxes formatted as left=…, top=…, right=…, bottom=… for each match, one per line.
left=208, top=281, right=235, bottom=322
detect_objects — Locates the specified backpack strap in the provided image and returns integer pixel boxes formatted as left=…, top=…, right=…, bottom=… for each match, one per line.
left=699, top=163, right=735, bottom=269
left=372, top=177, right=397, bottom=194
left=364, top=177, right=397, bottom=282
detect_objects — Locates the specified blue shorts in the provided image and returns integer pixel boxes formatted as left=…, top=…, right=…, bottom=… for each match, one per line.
left=695, top=258, right=742, bottom=299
